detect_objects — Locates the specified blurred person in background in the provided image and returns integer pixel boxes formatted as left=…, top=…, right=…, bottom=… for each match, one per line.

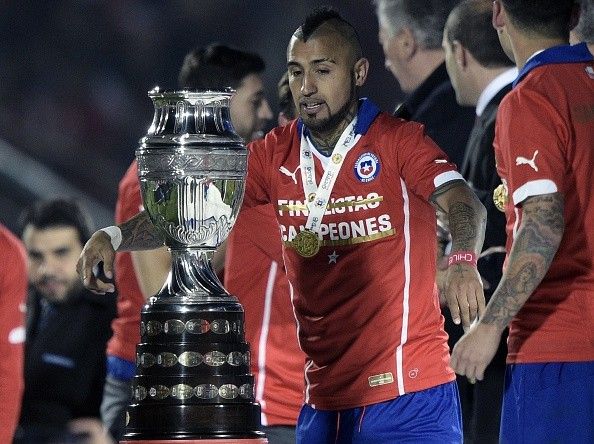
left=0, top=223, right=27, bottom=444
left=442, top=0, right=516, bottom=441
left=451, top=0, right=594, bottom=442
left=571, top=0, right=594, bottom=50
left=277, top=72, right=296, bottom=126
left=374, top=0, right=475, bottom=167
left=102, top=43, right=303, bottom=444
left=14, top=199, right=116, bottom=444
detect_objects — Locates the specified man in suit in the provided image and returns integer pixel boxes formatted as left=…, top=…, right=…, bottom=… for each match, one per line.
left=15, top=199, right=116, bottom=443
left=374, top=0, right=475, bottom=167
left=442, top=1, right=514, bottom=442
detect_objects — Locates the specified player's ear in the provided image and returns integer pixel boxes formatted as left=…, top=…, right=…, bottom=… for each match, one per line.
left=353, top=58, right=369, bottom=87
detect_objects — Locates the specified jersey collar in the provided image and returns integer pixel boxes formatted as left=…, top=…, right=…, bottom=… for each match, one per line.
left=513, top=42, right=593, bottom=88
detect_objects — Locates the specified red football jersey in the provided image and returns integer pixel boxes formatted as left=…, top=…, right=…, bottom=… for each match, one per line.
left=494, top=48, right=594, bottom=364
left=225, top=204, right=305, bottom=425
left=107, top=160, right=145, bottom=362
left=244, top=99, right=460, bottom=410
left=0, top=224, right=27, bottom=443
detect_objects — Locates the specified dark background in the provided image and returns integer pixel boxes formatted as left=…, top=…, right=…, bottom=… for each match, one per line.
left=0, top=1, right=403, bottom=231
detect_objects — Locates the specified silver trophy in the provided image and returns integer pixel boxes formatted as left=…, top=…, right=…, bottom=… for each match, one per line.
left=122, top=89, right=266, bottom=443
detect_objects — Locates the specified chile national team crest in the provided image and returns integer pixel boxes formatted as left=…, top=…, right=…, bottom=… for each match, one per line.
left=354, top=152, right=380, bottom=183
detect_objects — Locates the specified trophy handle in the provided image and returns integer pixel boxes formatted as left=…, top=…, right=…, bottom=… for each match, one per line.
left=155, top=248, right=231, bottom=303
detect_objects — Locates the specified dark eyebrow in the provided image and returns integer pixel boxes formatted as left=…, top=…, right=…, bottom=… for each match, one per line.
left=250, top=90, right=266, bottom=101
left=311, top=58, right=336, bottom=65
left=287, top=58, right=337, bottom=69
left=53, top=247, right=71, bottom=255
left=28, top=249, right=42, bottom=258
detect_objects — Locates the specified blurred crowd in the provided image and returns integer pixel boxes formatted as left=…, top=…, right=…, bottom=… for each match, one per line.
left=0, top=0, right=397, bottom=221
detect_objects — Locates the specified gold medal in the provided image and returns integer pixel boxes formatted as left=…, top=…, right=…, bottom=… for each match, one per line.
left=291, top=229, right=320, bottom=258
left=493, top=183, right=508, bottom=212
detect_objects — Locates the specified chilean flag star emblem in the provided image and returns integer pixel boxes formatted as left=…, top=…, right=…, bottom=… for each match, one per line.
left=354, top=152, right=380, bottom=183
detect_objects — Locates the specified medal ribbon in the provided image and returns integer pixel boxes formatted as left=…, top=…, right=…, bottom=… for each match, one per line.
left=299, top=118, right=361, bottom=234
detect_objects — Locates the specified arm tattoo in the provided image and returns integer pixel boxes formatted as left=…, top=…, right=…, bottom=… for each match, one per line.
left=431, top=181, right=486, bottom=252
left=448, top=201, right=477, bottom=251
left=482, top=193, right=564, bottom=328
left=119, top=211, right=165, bottom=251
left=430, top=180, right=465, bottom=212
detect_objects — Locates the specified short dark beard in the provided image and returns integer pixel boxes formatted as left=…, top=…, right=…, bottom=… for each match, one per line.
left=37, top=279, right=84, bottom=304
left=306, top=75, right=358, bottom=154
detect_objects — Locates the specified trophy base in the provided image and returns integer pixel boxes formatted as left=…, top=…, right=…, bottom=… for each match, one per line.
left=123, top=403, right=265, bottom=442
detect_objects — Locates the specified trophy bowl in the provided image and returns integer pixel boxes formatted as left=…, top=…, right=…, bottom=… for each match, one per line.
left=122, top=89, right=266, bottom=443
left=137, top=88, right=246, bottom=303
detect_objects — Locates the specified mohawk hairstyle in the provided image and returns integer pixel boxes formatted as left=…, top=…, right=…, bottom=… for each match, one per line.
left=299, top=6, right=343, bottom=41
left=294, top=6, right=362, bottom=59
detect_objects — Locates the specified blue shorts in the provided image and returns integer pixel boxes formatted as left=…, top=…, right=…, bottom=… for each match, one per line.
left=296, top=381, right=462, bottom=444
left=501, top=361, right=594, bottom=444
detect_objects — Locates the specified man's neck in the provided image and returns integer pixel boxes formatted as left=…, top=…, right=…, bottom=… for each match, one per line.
left=513, top=36, right=568, bottom=70
left=308, top=105, right=358, bottom=156
left=473, top=66, right=514, bottom=105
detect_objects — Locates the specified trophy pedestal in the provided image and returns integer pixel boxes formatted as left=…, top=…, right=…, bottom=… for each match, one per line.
left=128, top=89, right=265, bottom=442
left=122, top=300, right=266, bottom=443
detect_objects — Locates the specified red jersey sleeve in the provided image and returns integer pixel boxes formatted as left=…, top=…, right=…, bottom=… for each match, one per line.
left=0, top=226, right=27, bottom=443
left=244, top=137, right=273, bottom=209
left=495, top=89, right=566, bottom=206
left=382, top=117, right=461, bottom=200
left=115, top=160, right=143, bottom=224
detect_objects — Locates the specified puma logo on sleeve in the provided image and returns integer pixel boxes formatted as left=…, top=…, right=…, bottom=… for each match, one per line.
left=515, top=150, right=539, bottom=172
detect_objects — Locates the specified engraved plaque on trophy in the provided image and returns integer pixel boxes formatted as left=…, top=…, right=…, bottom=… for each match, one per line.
left=122, top=88, right=266, bottom=443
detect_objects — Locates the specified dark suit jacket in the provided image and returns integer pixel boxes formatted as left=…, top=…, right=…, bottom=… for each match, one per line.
left=461, top=84, right=512, bottom=298
left=15, top=287, right=116, bottom=442
left=394, top=63, right=475, bottom=167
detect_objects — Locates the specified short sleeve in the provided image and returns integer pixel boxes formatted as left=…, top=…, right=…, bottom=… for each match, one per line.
left=496, top=89, right=567, bottom=206
left=243, top=137, right=273, bottom=208
left=116, top=161, right=144, bottom=224
left=390, top=119, right=463, bottom=200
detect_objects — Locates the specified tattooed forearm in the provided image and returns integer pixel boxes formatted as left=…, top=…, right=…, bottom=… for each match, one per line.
left=449, top=202, right=478, bottom=251
left=431, top=181, right=487, bottom=253
left=482, top=263, right=537, bottom=326
left=119, top=211, right=165, bottom=251
left=481, top=193, right=564, bottom=329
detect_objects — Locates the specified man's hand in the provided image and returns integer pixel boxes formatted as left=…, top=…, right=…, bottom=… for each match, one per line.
left=76, top=231, right=116, bottom=294
left=443, top=263, right=485, bottom=329
left=450, top=322, right=502, bottom=381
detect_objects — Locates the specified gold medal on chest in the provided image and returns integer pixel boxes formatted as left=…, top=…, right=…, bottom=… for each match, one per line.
left=493, top=183, right=508, bottom=212
left=291, top=229, right=320, bottom=258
